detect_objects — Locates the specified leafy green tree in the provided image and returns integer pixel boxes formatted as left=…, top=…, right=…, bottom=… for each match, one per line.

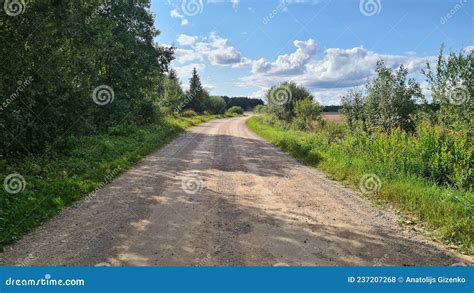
left=204, top=96, right=227, bottom=114
left=365, top=60, right=422, bottom=133
left=423, top=47, right=473, bottom=134
left=226, top=106, right=244, bottom=115
left=185, top=68, right=206, bottom=113
left=341, top=89, right=366, bottom=131
left=0, top=0, right=173, bottom=157
left=158, top=69, right=184, bottom=114
left=266, top=81, right=313, bottom=122
left=292, top=99, right=323, bottom=131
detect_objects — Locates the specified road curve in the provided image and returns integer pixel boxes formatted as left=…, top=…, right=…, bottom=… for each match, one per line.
left=1, top=116, right=470, bottom=266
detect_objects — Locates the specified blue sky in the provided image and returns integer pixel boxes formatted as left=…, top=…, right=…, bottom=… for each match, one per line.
left=152, top=0, right=473, bottom=104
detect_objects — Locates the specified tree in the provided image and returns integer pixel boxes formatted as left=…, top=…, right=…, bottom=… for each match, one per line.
left=159, top=69, right=184, bottom=114
left=225, top=97, right=264, bottom=111
left=266, top=81, right=313, bottom=122
left=423, top=46, right=473, bottom=134
left=204, top=96, right=227, bottom=114
left=292, top=99, right=323, bottom=131
left=341, top=89, right=366, bottom=131
left=185, top=68, right=206, bottom=113
left=0, top=0, right=174, bottom=157
left=364, top=60, right=422, bottom=133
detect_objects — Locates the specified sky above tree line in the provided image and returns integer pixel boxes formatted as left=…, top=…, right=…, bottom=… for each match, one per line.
left=152, top=0, right=473, bottom=105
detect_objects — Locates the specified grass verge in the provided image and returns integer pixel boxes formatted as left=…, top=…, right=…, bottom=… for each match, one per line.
left=0, top=114, right=226, bottom=247
left=247, top=116, right=473, bottom=255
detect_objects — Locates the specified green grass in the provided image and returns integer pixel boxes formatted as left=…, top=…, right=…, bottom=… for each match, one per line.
left=247, top=116, right=473, bottom=255
left=0, top=115, right=226, bottom=247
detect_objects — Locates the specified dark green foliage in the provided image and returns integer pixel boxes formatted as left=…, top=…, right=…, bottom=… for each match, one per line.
left=158, top=69, right=185, bottom=115
left=226, top=106, right=244, bottom=115
left=185, top=68, right=207, bottom=113
left=0, top=0, right=174, bottom=157
left=225, top=97, right=264, bottom=111
left=266, top=81, right=313, bottom=122
left=204, top=96, right=227, bottom=114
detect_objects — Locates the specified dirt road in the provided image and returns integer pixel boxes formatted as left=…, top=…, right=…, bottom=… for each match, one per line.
left=1, top=116, right=470, bottom=266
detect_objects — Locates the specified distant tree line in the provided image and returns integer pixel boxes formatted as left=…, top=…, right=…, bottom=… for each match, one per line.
left=223, top=97, right=264, bottom=111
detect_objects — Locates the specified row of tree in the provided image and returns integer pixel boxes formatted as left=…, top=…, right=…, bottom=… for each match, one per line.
left=259, top=47, right=472, bottom=136
left=342, top=48, right=473, bottom=135
left=159, top=68, right=263, bottom=115
left=1, top=0, right=173, bottom=157
left=1, top=1, right=262, bottom=158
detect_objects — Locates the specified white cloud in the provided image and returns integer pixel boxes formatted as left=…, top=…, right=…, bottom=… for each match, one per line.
left=170, top=8, right=189, bottom=26
left=464, top=45, right=474, bottom=53
left=251, top=39, right=317, bottom=75
left=231, top=0, right=240, bottom=9
left=177, top=34, right=198, bottom=46
left=241, top=42, right=433, bottom=91
left=174, top=32, right=244, bottom=65
left=174, top=63, right=206, bottom=87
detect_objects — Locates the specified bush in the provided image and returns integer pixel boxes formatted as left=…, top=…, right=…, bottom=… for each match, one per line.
left=204, top=96, right=227, bottom=114
left=226, top=106, right=244, bottom=115
left=253, top=104, right=267, bottom=114
left=181, top=110, right=198, bottom=117
left=266, top=81, right=313, bottom=122
left=291, top=99, right=323, bottom=131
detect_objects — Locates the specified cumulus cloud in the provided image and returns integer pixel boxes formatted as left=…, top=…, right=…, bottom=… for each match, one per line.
left=251, top=39, right=317, bottom=75
left=241, top=42, right=433, bottom=92
left=464, top=45, right=474, bottom=53
left=177, top=34, right=198, bottom=46
left=170, top=8, right=188, bottom=26
left=174, top=63, right=206, bottom=84
left=174, top=33, right=244, bottom=65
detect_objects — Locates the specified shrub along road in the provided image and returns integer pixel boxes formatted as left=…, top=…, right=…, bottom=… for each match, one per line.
left=1, top=116, right=471, bottom=266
